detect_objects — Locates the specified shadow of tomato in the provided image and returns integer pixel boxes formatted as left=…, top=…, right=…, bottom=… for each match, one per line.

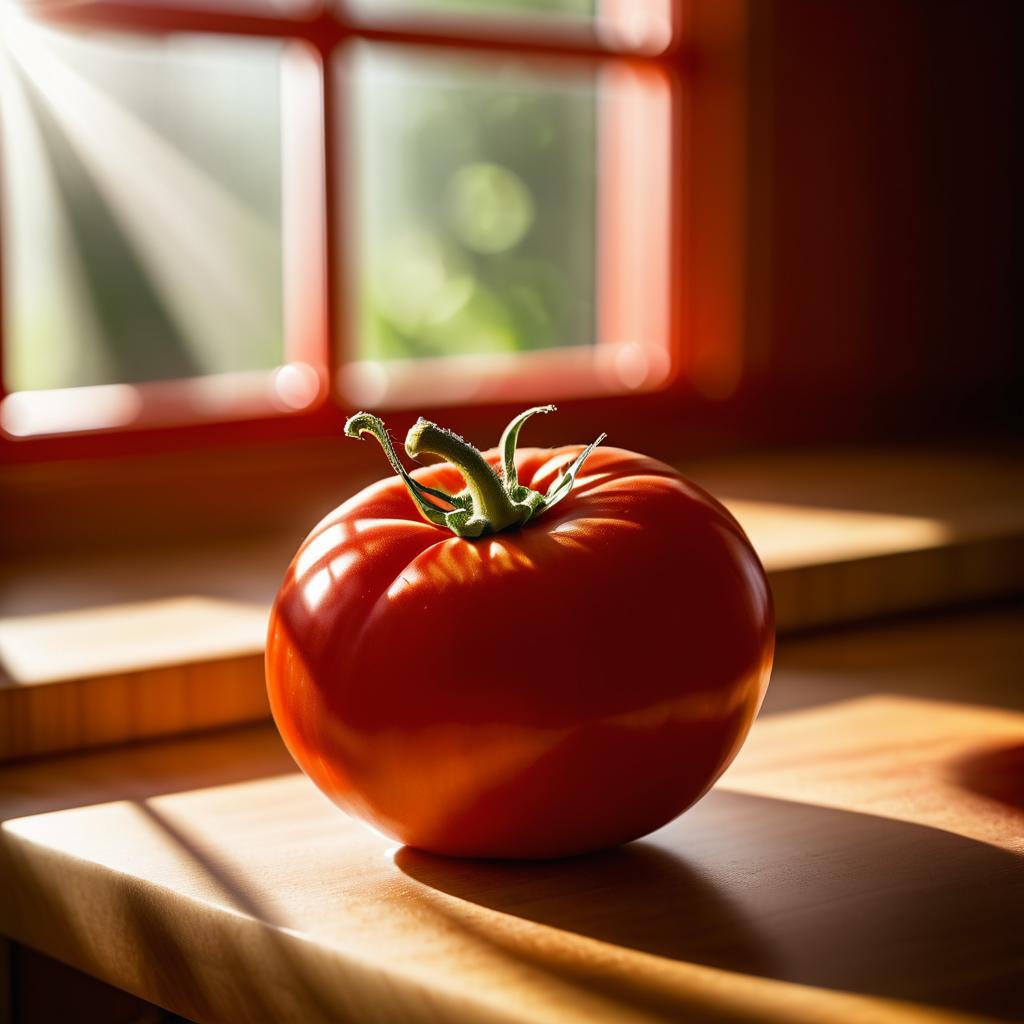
left=396, top=789, right=1024, bottom=1022
left=955, top=743, right=1024, bottom=812
left=396, top=839, right=778, bottom=972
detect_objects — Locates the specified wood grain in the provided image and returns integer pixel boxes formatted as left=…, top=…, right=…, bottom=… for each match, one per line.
left=1, top=608, right=1022, bottom=1024
left=0, top=541, right=284, bottom=762
left=2, top=449, right=1021, bottom=761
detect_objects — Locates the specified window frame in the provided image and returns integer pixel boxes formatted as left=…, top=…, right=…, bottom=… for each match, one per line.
left=0, top=0, right=748, bottom=459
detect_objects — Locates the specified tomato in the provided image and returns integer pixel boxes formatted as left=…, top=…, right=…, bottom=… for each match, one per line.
left=266, top=407, right=773, bottom=859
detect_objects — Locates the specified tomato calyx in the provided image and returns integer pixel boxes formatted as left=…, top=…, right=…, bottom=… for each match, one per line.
left=344, top=406, right=606, bottom=539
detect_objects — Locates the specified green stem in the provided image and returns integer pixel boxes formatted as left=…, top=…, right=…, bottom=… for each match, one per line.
left=344, top=405, right=605, bottom=540
left=344, top=412, right=466, bottom=532
left=499, top=404, right=555, bottom=500
left=405, top=418, right=526, bottom=534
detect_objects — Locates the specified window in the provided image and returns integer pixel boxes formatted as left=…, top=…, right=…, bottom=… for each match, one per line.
left=0, top=0, right=746, bottom=465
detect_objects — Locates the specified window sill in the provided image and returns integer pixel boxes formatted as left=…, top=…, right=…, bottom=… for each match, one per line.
left=2, top=445, right=1022, bottom=762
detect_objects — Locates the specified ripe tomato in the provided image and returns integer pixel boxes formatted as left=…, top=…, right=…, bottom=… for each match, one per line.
left=266, top=408, right=773, bottom=859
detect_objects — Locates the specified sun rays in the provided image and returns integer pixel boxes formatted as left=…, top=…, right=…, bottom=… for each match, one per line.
left=1, top=15, right=284, bottom=391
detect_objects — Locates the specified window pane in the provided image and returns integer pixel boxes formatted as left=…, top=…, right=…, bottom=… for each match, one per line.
left=348, top=47, right=597, bottom=365
left=0, top=24, right=284, bottom=393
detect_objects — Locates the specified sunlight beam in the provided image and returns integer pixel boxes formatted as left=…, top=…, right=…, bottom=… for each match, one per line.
left=5, top=23, right=281, bottom=372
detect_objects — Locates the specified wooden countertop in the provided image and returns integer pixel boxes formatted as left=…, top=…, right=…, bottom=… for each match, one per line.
left=2, top=605, right=1022, bottom=1024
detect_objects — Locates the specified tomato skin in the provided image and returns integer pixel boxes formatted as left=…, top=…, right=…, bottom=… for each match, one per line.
left=266, top=445, right=773, bottom=859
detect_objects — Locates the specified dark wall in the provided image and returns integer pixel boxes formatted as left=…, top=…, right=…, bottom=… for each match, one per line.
left=744, top=0, right=1019, bottom=440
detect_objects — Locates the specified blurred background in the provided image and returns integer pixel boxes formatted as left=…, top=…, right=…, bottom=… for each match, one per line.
left=0, top=0, right=1019, bottom=549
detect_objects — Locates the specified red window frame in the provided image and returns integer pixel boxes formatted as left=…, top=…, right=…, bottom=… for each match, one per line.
left=0, top=0, right=747, bottom=466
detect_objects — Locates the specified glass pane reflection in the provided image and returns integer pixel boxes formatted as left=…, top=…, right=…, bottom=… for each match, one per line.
left=348, top=47, right=598, bottom=363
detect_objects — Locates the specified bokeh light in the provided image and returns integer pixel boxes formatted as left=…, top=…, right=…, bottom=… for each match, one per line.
left=446, top=162, right=535, bottom=255
left=350, top=46, right=597, bottom=364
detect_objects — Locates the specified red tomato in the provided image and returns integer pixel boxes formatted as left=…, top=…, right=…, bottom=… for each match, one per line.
left=266, top=410, right=773, bottom=859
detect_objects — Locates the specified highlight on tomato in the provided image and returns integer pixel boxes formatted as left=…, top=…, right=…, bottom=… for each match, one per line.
left=266, top=406, right=774, bottom=859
